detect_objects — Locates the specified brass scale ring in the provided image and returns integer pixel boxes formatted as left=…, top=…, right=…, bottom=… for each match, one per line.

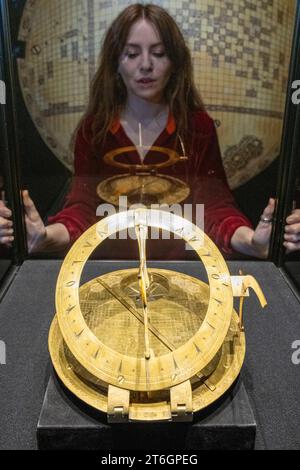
left=103, top=145, right=185, bottom=171
left=55, top=209, right=234, bottom=392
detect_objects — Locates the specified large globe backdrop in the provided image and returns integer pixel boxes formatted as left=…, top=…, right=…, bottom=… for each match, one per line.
left=17, top=0, right=296, bottom=188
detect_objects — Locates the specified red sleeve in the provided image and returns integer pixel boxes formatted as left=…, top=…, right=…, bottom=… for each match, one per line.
left=190, top=112, right=253, bottom=255
left=47, top=117, right=100, bottom=243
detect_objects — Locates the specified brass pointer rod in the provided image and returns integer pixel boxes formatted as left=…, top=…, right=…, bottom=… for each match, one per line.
left=135, top=224, right=150, bottom=290
left=135, top=222, right=151, bottom=360
left=141, top=298, right=150, bottom=360
left=96, top=278, right=175, bottom=351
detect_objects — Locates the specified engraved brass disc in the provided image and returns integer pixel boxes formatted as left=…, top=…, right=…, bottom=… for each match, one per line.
left=49, top=208, right=266, bottom=422
left=96, top=173, right=190, bottom=206
left=49, top=269, right=245, bottom=421
left=55, top=209, right=233, bottom=392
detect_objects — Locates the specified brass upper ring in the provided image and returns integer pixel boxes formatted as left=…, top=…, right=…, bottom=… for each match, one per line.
left=103, top=146, right=183, bottom=170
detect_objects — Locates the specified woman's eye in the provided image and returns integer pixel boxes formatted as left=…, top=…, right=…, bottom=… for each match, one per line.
left=125, top=51, right=165, bottom=59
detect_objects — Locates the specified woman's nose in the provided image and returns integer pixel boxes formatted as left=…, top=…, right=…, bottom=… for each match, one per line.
left=140, top=52, right=153, bottom=70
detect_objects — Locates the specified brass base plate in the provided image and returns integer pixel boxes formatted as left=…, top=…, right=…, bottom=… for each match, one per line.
left=49, top=269, right=245, bottom=421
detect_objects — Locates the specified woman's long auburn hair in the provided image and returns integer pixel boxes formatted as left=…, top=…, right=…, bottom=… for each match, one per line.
left=77, top=3, right=205, bottom=153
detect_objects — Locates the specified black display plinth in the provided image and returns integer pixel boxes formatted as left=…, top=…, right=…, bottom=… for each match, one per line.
left=37, top=372, right=256, bottom=450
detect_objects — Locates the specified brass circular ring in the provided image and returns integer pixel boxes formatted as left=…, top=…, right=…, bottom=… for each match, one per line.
left=103, top=146, right=182, bottom=170
left=55, top=209, right=233, bottom=392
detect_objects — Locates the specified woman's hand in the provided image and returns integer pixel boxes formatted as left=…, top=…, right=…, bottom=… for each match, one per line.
left=283, top=208, right=300, bottom=253
left=231, top=198, right=300, bottom=258
left=250, top=198, right=275, bottom=258
left=22, top=190, right=47, bottom=253
left=0, top=199, right=14, bottom=247
left=0, top=190, right=47, bottom=253
left=251, top=198, right=300, bottom=257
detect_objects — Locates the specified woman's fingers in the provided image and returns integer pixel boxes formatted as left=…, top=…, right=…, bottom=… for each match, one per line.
left=22, top=190, right=40, bottom=221
left=0, top=227, right=14, bottom=237
left=284, top=222, right=300, bottom=233
left=0, top=215, right=13, bottom=229
left=0, top=199, right=13, bottom=246
left=0, top=233, right=14, bottom=244
left=284, top=224, right=300, bottom=241
left=283, top=241, right=300, bottom=253
left=0, top=236, right=14, bottom=244
left=0, top=190, right=44, bottom=249
left=286, top=208, right=300, bottom=225
left=283, top=209, right=300, bottom=253
left=0, top=205, right=14, bottom=244
left=22, top=191, right=47, bottom=253
left=0, top=200, right=12, bottom=218
left=258, top=198, right=275, bottom=226
left=0, top=204, right=12, bottom=218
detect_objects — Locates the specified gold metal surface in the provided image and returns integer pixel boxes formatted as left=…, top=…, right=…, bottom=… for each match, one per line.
left=170, top=380, right=193, bottom=422
left=231, top=274, right=267, bottom=331
left=49, top=208, right=266, bottom=422
left=49, top=272, right=246, bottom=421
left=103, top=146, right=183, bottom=171
left=49, top=308, right=245, bottom=420
left=107, top=385, right=130, bottom=423
left=96, top=173, right=190, bottom=206
left=55, top=210, right=233, bottom=392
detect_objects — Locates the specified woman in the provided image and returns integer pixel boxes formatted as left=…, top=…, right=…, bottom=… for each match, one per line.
left=0, top=3, right=299, bottom=257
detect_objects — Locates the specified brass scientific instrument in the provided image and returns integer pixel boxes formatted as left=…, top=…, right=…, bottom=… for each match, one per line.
left=49, top=209, right=267, bottom=422
left=97, top=143, right=190, bottom=206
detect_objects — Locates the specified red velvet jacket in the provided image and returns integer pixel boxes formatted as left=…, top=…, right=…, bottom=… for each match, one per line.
left=48, top=110, right=252, bottom=259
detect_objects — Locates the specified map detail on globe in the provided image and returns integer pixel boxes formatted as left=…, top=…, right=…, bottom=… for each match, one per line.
left=17, top=0, right=296, bottom=188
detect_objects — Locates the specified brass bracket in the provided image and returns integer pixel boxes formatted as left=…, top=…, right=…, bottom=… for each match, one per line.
left=107, top=385, right=130, bottom=423
left=170, top=380, right=193, bottom=422
left=231, top=273, right=267, bottom=331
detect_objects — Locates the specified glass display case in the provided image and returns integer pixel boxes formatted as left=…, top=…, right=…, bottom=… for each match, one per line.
left=1, top=0, right=299, bottom=273
left=0, top=0, right=300, bottom=450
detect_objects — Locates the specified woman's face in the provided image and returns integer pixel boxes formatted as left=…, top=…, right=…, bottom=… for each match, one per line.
left=118, top=19, right=173, bottom=104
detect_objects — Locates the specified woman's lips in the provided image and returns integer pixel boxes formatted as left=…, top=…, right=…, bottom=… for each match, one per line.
left=137, top=78, right=156, bottom=83
left=136, top=79, right=156, bottom=88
